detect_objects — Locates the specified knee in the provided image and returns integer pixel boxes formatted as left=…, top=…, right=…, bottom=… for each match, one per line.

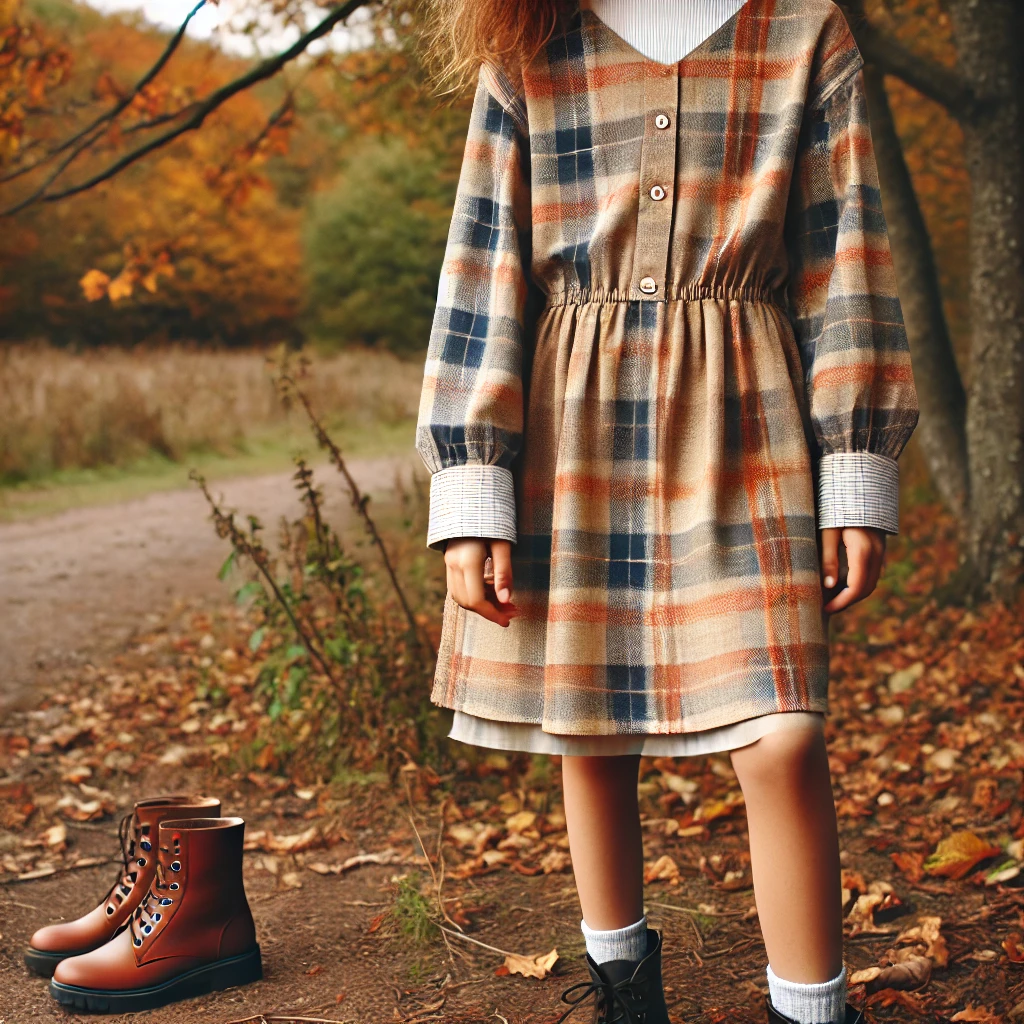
left=730, top=727, right=827, bottom=791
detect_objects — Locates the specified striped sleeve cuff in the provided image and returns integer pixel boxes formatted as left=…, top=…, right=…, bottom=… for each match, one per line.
left=426, top=465, right=518, bottom=550
left=817, top=452, right=900, bottom=534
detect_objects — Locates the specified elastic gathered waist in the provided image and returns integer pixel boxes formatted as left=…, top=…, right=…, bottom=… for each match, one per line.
left=542, top=283, right=788, bottom=308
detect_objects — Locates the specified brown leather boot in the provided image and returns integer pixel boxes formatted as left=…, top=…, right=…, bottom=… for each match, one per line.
left=766, top=996, right=864, bottom=1024
left=25, top=794, right=220, bottom=977
left=49, top=816, right=261, bottom=1012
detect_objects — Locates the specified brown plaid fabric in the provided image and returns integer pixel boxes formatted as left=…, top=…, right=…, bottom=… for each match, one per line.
left=416, top=0, right=919, bottom=736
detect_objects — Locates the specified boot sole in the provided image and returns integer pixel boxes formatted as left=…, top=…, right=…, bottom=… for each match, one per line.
left=25, top=924, right=129, bottom=977
left=25, top=946, right=86, bottom=978
left=49, top=946, right=262, bottom=1012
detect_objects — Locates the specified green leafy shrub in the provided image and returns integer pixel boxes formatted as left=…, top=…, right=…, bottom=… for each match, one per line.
left=303, top=137, right=456, bottom=354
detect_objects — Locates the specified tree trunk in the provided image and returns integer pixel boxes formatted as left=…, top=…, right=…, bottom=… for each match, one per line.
left=948, top=0, right=1024, bottom=594
left=861, top=63, right=969, bottom=519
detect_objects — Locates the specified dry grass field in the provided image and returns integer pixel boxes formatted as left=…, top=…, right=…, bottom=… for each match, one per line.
left=0, top=344, right=423, bottom=486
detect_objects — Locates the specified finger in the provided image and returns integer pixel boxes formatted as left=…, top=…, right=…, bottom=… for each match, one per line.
left=820, top=528, right=840, bottom=590
left=489, top=540, right=515, bottom=605
left=462, top=556, right=514, bottom=627
left=824, top=535, right=871, bottom=613
left=446, top=563, right=467, bottom=608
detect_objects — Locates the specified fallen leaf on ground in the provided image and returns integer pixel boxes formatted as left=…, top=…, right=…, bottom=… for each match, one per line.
left=538, top=848, right=571, bottom=874
left=924, top=831, right=1001, bottom=880
left=56, top=794, right=113, bottom=822
left=890, top=851, right=925, bottom=883
left=644, top=855, right=680, bottom=884
left=846, top=891, right=899, bottom=935
left=339, top=848, right=402, bottom=872
left=894, top=915, right=948, bottom=968
left=266, top=826, right=321, bottom=853
left=505, top=811, right=537, bottom=834
left=950, top=1006, right=1003, bottom=1023
left=1004, top=933, right=1024, bottom=964
left=849, top=953, right=931, bottom=991
left=502, top=948, right=559, bottom=979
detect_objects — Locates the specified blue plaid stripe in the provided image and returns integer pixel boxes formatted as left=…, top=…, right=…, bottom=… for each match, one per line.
left=419, top=0, right=918, bottom=737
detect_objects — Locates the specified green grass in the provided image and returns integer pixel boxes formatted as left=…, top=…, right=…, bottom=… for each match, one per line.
left=389, top=874, right=436, bottom=947
left=0, top=418, right=416, bottom=522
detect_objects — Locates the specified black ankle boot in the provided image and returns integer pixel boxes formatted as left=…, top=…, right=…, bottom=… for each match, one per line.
left=766, top=995, right=864, bottom=1024
left=557, top=929, right=670, bottom=1023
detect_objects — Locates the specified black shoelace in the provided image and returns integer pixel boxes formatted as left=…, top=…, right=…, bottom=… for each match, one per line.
left=557, top=974, right=650, bottom=1024
left=102, top=813, right=139, bottom=915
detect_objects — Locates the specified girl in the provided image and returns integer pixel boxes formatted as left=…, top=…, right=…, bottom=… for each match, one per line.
left=417, top=1, right=918, bottom=1021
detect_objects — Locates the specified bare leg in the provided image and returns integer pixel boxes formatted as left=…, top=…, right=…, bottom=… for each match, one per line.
left=730, top=726, right=844, bottom=982
left=561, top=754, right=645, bottom=930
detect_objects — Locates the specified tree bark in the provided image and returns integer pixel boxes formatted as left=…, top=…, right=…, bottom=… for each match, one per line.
left=947, top=0, right=1024, bottom=594
left=861, top=63, right=969, bottom=519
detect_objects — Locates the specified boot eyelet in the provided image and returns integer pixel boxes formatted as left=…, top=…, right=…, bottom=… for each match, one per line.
left=160, top=898, right=173, bottom=905
left=106, top=906, right=114, bottom=915
left=133, top=937, right=143, bottom=947
left=140, top=840, right=151, bottom=851
left=136, top=857, right=146, bottom=867
left=170, top=861, right=181, bottom=871
left=169, top=882, right=179, bottom=890
left=153, top=913, right=161, bottom=922
left=143, top=925, right=152, bottom=934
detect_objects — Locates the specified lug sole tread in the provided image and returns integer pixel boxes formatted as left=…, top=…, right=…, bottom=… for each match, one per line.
left=49, top=947, right=262, bottom=1013
left=24, top=946, right=90, bottom=978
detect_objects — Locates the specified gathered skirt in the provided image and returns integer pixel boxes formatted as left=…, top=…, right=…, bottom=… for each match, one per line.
left=432, top=292, right=830, bottom=737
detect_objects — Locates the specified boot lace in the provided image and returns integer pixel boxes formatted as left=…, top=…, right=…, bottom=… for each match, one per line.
left=102, top=813, right=149, bottom=917
left=556, top=973, right=651, bottom=1024
left=129, top=834, right=181, bottom=949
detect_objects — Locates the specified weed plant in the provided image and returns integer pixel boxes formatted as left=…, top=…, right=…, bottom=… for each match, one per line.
left=192, top=362, right=444, bottom=777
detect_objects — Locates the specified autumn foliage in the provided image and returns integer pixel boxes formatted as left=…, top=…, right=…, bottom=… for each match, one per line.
left=0, top=0, right=303, bottom=343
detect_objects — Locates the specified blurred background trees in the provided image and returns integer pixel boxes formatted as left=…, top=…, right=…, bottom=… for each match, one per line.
left=0, top=0, right=1021, bottom=595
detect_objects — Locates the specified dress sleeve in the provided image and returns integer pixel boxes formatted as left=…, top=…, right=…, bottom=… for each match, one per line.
left=785, top=53, right=919, bottom=536
left=415, top=64, right=532, bottom=551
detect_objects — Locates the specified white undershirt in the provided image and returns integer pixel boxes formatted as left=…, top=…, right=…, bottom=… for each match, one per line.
left=588, top=0, right=749, bottom=65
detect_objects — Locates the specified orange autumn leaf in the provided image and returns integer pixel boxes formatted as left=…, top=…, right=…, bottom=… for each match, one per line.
left=1003, top=933, right=1024, bottom=964
left=79, top=268, right=111, bottom=301
left=924, top=831, right=1001, bottom=880
left=106, top=273, right=134, bottom=302
left=644, top=854, right=680, bottom=884
left=890, top=851, right=925, bottom=883
left=950, top=1007, right=1002, bottom=1024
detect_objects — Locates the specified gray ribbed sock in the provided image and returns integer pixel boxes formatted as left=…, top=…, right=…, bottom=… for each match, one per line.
left=766, top=964, right=847, bottom=1024
left=580, top=916, right=648, bottom=965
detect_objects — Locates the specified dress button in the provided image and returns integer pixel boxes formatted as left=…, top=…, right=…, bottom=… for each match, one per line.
left=654, top=113, right=670, bottom=129
left=639, top=277, right=657, bottom=294
left=649, top=185, right=666, bottom=201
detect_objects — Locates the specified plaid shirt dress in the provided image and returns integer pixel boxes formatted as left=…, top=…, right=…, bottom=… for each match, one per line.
left=416, top=0, right=919, bottom=738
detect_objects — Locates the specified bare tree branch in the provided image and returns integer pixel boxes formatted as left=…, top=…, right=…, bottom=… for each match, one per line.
left=1, top=0, right=371, bottom=215
left=0, top=0, right=208, bottom=187
left=841, top=1, right=977, bottom=119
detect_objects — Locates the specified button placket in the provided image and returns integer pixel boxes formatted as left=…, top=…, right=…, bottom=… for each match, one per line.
left=633, top=66, right=680, bottom=300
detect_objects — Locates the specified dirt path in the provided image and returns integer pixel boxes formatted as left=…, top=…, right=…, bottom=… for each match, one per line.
left=0, top=456, right=414, bottom=715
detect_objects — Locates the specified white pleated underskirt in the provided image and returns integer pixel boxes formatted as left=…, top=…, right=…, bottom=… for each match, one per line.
left=448, top=709, right=824, bottom=758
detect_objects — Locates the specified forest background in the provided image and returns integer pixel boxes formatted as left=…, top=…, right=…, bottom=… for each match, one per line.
left=1, top=0, right=1023, bottom=1021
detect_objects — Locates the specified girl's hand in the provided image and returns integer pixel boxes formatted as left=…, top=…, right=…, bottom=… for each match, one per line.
left=444, top=538, right=518, bottom=627
left=819, top=527, right=886, bottom=614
